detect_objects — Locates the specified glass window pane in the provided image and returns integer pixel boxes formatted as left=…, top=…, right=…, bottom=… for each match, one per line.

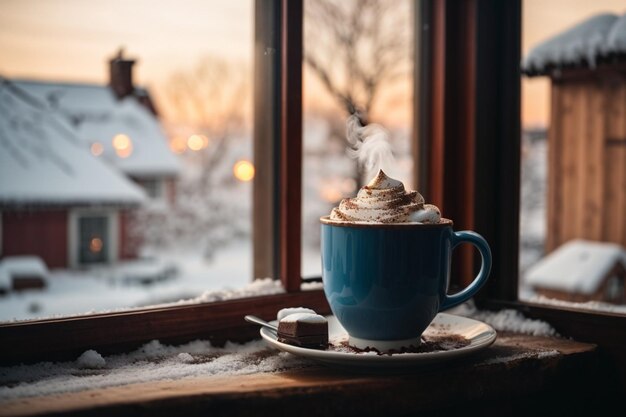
left=0, top=0, right=259, bottom=321
left=302, top=0, right=415, bottom=278
left=520, top=0, right=626, bottom=314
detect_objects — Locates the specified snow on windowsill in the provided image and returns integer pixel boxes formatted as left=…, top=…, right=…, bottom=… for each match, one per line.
left=0, top=339, right=310, bottom=401
left=0, top=299, right=563, bottom=401
left=300, top=281, right=324, bottom=291
left=450, top=300, right=557, bottom=337
left=522, top=295, right=626, bottom=315
left=480, top=349, right=560, bottom=366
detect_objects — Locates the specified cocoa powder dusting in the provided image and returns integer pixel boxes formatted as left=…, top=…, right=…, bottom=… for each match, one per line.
left=343, top=199, right=358, bottom=209
left=328, top=334, right=470, bottom=355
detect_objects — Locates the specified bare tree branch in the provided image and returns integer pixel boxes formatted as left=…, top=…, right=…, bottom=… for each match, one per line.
left=305, top=0, right=409, bottom=125
left=304, top=0, right=410, bottom=186
left=131, top=57, right=251, bottom=259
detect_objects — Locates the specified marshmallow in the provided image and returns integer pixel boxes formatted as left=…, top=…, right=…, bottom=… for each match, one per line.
left=277, top=307, right=317, bottom=321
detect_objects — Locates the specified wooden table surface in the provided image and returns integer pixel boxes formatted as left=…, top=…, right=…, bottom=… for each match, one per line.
left=1, top=333, right=613, bottom=417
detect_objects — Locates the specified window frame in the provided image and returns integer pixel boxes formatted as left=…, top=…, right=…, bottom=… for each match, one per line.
left=419, top=0, right=626, bottom=372
left=3, top=0, right=626, bottom=370
left=0, top=0, right=327, bottom=366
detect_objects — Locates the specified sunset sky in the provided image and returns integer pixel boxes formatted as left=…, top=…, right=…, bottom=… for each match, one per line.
left=1, top=0, right=624, bottom=129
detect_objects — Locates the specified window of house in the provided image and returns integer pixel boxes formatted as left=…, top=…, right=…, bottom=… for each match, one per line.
left=135, top=178, right=165, bottom=201
left=77, top=215, right=110, bottom=265
left=519, top=0, right=626, bottom=315
left=0, top=0, right=259, bottom=321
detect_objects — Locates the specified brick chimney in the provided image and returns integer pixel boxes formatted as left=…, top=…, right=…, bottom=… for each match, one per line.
left=109, top=48, right=136, bottom=99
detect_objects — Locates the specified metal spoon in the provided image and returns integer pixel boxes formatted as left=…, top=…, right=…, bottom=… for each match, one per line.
left=245, top=315, right=278, bottom=333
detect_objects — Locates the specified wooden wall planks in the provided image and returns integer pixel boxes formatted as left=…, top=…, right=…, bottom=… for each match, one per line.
left=546, top=72, right=626, bottom=252
left=604, top=81, right=626, bottom=244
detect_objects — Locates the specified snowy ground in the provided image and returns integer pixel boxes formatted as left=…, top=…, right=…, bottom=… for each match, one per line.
left=0, top=243, right=254, bottom=321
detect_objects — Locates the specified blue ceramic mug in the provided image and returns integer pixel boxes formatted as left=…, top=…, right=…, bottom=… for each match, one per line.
left=320, top=217, right=491, bottom=351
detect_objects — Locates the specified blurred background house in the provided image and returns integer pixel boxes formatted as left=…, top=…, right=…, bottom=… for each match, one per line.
left=13, top=50, right=181, bottom=206
left=0, top=51, right=180, bottom=271
left=523, top=13, right=626, bottom=251
left=521, top=12, right=626, bottom=306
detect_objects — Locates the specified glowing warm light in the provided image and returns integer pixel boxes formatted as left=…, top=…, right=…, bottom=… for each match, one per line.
left=89, top=237, right=103, bottom=253
left=112, top=134, right=131, bottom=150
left=116, top=146, right=133, bottom=158
left=187, top=134, right=208, bottom=151
left=320, top=187, right=343, bottom=203
left=341, top=178, right=357, bottom=193
left=170, top=136, right=187, bottom=154
left=233, top=160, right=255, bottom=182
left=90, top=142, right=104, bottom=156
left=318, top=177, right=354, bottom=203
left=112, top=134, right=133, bottom=158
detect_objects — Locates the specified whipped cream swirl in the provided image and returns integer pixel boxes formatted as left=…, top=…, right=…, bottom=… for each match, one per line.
left=330, top=170, right=441, bottom=223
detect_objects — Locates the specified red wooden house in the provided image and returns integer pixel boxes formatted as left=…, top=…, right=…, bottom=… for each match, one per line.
left=0, top=52, right=180, bottom=269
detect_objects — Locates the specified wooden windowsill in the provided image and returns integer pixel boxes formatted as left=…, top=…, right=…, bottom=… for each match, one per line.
left=2, top=333, right=616, bottom=417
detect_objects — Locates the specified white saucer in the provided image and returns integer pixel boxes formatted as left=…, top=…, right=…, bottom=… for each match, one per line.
left=260, top=313, right=496, bottom=370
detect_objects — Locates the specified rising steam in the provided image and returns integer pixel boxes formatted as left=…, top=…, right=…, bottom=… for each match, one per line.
left=346, top=114, right=395, bottom=179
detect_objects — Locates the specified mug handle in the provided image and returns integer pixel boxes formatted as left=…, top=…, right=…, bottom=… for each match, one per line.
left=440, top=231, right=492, bottom=311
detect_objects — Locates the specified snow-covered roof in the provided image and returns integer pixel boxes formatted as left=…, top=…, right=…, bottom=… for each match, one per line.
left=523, top=13, right=626, bottom=75
left=0, top=80, right=146, bottom=205
left=608, top=13, right=626, bottom=51
left=12, top=80, right=181, bottom=177
left=525, top=240, right=626, bottom=294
